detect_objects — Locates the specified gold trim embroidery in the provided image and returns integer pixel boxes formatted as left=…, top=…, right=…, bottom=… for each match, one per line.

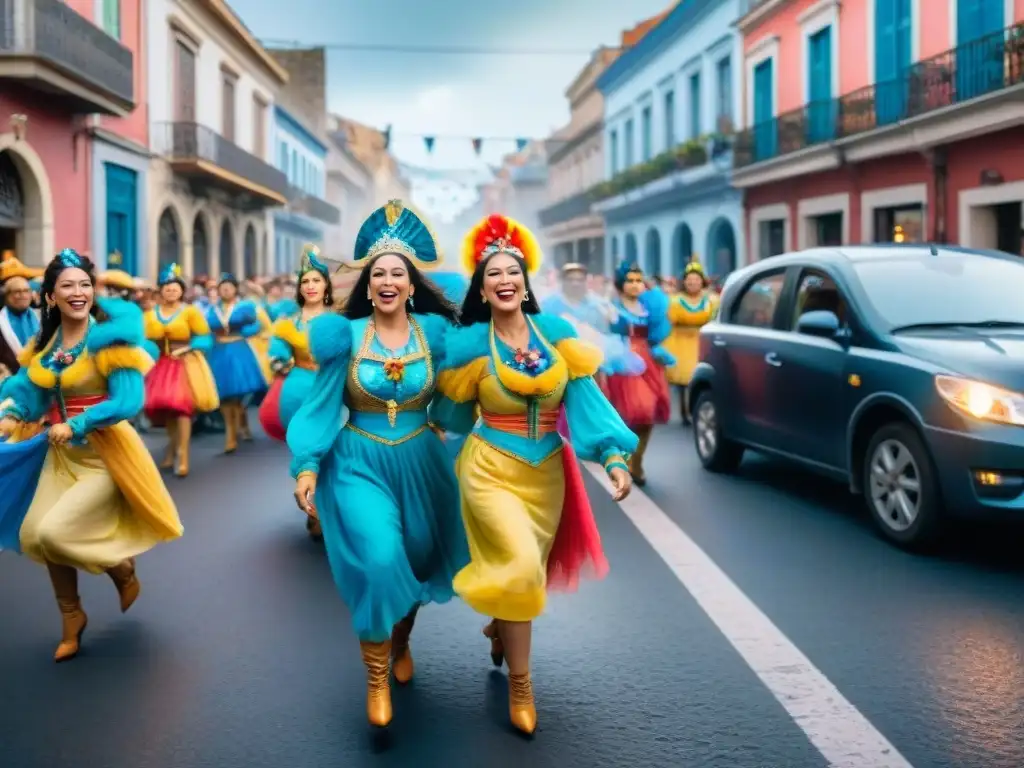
left=345, top=422, right=427, bottom=446
left=467, top=432, right=563, bottom=467
left=347, top=317, right=434, bottom=426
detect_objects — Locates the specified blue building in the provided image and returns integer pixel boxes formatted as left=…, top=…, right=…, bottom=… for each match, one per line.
left=272, top=105, right=339, bottom=273
left=596, top=0, right=745, bottom=282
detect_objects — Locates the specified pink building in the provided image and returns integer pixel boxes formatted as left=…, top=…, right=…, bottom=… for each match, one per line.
left=0, top=0, right=136, bottom=267
left=732, top=0, right=1024, bottom=257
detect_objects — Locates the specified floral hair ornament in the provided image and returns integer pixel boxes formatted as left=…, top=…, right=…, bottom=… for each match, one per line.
left=58, top=248, right=82, bottom=269
left=462, top=214, right=542, bottom=275
left=296, top=244, right=329, bottom=278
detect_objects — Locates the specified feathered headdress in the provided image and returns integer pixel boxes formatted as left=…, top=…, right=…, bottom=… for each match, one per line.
left=158, top=262, right=185, bottom=287
left=614, top=259, right=643, bottom=286
left=296, top=244, right=329, bottom=278
left=0, top=251, right=43, bottom=282
left=461, top=214, right=542, bottom=275
left=353, top=199, right=442, bottom=270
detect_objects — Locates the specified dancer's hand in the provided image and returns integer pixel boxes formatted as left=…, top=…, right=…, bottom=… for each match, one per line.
left=609, top=466, right=632, bottom=502
left=294, top=473, right=317, bottom=516
left=0, top=416, right=18, bottom=438
left=49, top=423, right=73, bottom=445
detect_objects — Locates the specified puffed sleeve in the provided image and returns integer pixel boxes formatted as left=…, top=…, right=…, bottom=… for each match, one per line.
left=267, top=317, right=298, bottom=370
left=68, top=343, right=154, bottom=437
left=0, top=368, right=49, bottom=423
left=285, top=314, right=351, bottom=478
left=430, top=322, right=487, bottom=435
left=186, top=305, right=214, bottom=352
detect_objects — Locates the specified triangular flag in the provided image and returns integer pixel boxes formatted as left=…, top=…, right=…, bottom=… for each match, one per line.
left=515, top=138, right=528, bottom=152
left=424, top=136, right=435, bottom=153
left=472, top=138, right=483, bottom=155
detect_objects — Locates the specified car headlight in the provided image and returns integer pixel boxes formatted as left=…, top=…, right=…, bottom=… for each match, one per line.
left=934, top=375, right=1024, bottom=426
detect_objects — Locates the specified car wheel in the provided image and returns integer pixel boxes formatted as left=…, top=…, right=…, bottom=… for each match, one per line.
left=693, top=390, right=744, bottom=473
left=862, top=422, right=943, bottom=548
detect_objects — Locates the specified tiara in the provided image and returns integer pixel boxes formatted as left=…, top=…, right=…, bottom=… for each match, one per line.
left=365, top=234, right=417, bottom=261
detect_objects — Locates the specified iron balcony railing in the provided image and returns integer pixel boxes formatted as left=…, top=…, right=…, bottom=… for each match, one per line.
left=154, top=122, right=289, bottom=200
left=538, top=189, right=595, bottom=227
left=0, top=0, right=133, bottom=109
left=734, top=21, right=1024, bottom=169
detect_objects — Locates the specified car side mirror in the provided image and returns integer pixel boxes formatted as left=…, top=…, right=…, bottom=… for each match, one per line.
left=797, top=309, right=842, bottom=339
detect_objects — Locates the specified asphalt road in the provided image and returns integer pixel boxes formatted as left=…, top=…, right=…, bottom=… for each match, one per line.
left=1, top=412, right=1022, bottom=768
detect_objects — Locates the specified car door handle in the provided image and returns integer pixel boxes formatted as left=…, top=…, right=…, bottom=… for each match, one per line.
left=764, top=352, right=782, bottom=367
left=712, top=338, right=727, bottom=347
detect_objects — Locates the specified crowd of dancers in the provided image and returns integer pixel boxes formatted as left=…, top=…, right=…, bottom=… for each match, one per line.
left=0, top=204, right=720, bottom=737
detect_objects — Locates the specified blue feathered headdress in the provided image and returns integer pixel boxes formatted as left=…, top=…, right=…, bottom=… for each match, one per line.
left=614, top=259, right=643, bottom=287
left=158, top=262, right=186, bottom=287
left=353, top=199, right=441, bottom=269
left=296, top=244, right=329, bottom=278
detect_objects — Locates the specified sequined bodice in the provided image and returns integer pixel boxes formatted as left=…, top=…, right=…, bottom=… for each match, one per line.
left=344, top=318, right=434, bottom=417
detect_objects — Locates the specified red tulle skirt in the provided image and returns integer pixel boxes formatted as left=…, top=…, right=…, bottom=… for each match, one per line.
left=145, top=356, right=194, bottom=423
left=603, top=338, right=671, bottom=426
left=546, top=440, right=609, bottom=591
left=258, top=376, right=286, bottom=442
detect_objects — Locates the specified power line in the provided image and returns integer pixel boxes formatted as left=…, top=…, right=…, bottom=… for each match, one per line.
left=261, top=39, right=607, bottom=56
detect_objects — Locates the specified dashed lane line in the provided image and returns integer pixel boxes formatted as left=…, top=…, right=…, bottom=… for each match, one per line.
left=584, top=463, right=914, bottom=768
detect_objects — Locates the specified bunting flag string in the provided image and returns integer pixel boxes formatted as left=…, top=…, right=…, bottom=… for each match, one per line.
left=378, top=126, right=542, bottom=155
left=471, top=138, right=483, bottom=156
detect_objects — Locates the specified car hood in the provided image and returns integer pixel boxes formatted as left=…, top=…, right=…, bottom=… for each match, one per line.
left=894, top=329, right=1024, bottom=391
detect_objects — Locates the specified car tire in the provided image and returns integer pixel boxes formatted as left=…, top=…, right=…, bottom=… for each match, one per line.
left=693, top=389, right=744, bottom=473
left=862, top=422, right=943, bottom=549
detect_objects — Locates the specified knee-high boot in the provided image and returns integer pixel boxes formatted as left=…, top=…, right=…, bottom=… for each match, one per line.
left=46, top=561, right=87, bottom=663
left=175, top=415, right=192, bottom=477
left=360, top=640, right=393, bottom=727
left=391, top=605, right=419, bottom=684
left=630, top=425, right=653, bottom=485
left=221, top=401, right=238, bottom=453
left=678, top=385, right=690, bottom=425
left=161, top=419, right=178, bottom=469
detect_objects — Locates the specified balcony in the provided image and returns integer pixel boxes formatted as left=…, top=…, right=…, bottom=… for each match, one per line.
left=734, top=21, right=1024, bottom=171
left=0, top=0, right=134, bottom=115
left=286, top=185, right=341, bottom=225
left=154, top=122, right=289, bottom=209
left=538, top=190, right=595, bottom=227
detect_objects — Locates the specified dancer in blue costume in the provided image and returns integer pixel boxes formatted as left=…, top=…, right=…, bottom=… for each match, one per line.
left=204, top=273, right=270, bottom=453
left=288, top=200, right=469, bottom=728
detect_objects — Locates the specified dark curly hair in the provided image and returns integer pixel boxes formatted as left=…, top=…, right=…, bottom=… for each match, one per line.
left=36, top=251, right=104, bottom=351
left=458, top=251, right=541, bottom=326
left=344, top=253, right=458, bottom=323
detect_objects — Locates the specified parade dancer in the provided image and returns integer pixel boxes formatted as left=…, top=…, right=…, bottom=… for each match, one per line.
left=432, top=214, right=636, bottom=735
left=603, top=260, right=675, bottom=485
left=663, top=259, right=718, bottom=425
left=289, top=200, right=469, bottom=728
left=143, top=263, right=219, bottom=477
left=0, top=249, right=182, bottom=662
left=204, top=273, right=271, bottom=453
left=258, top=245, right=334, bottom=539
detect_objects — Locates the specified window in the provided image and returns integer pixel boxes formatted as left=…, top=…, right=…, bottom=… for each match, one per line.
left=732, top=272, right=786, bottom=328
left=758, top=219, right=786, bottom=259
left=290, top=149, right=298, bottom=185
left=221, top=72, right=237, bottom=141
left=688, top=72, right=701, bottom=138
left=252, top=96, right=267, bottom=157
left=792, top=270, right=848, bottom=328
left=664, top=90, right=675, bottom=148
left=624, top=119, right=634, bottom=167
left=173, top=38, right=196, bottom=122
left=716, top=57, right=732, bottom=129
left=609, top=130, right=619, bottom=175
left=101, top=0, right=120, bottom=38
left=279, top=142, right=288, bottom=173
left=641, top=105, right=652, bottom=161
left=873, top=204, right=923, bottom=243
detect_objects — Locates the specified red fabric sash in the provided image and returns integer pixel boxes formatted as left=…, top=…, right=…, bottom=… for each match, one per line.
left=46, top=394, right=106, bottom=423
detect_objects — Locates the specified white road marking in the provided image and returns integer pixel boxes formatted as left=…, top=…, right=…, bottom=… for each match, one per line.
left=584, top=463, right=915, bottom=768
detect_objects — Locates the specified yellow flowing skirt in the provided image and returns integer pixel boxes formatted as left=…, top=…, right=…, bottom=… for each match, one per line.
left=19, top=422, right=182, bottom=573
left=662, top=326, right=702, bottom=385
left=453, top=435, right=564, bottom=622
left=181, top=350, right=220, bottom=412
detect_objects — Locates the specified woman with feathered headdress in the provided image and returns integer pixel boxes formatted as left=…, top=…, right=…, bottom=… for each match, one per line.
left=0, top=249, right=182, bottom=662
left=141, top=263, right=219, bottom=477
left=287, top=200, right=469, bottom=729
left=430, top=214, right=638, bottom=735
left=603, top=259, right=676, bottom=485
left=203, top=272, right=272, bottom=454
left=661, top=257, right=719, bottom=424
left=257, top=245, right=335, bottom=539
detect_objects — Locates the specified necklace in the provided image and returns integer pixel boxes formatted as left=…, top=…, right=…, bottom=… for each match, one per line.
left=49, top=331, right=87, bottom=368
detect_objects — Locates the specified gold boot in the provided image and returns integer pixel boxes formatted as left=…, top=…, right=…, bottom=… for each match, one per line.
left=508, top=672, right=537, bottom=735
left=175, top=416, right=191, bottom=477
left=47, top=562, right=87, bottom=663
left=222, top=402, right=238, bottom=454
left=391, top=607, right=418, bottom=685
left=107, top=558, right=140, bottom=613
left=160, top=420, right=178, bottom=469
left=483, top=619, right=504, bottom=667
left=360, top=640, right=393, bottom=727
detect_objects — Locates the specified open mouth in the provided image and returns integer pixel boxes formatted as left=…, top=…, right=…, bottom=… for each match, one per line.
left=377, top=290, right=398, bottom=304
left=67, top=299, right=87, bottom=311
left=495, top=289, right=517, bottom=301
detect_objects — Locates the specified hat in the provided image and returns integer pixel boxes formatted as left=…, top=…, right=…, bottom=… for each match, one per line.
left=100, top=269, right=136, bottom=291
left=0, top=251, right=44, bottom=282
left=353, top=199, right=442, bottom=270
left=296, top=244, right=330, bottom=278
left=462, top=214, right=542, bottom=274
left=158, top=262, right=186, bottom=287
left=561, top=262, right=587, bottom=276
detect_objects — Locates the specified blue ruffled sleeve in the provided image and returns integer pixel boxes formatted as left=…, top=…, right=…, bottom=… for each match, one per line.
left=268, top=336, right=292, bottom=367
left=429, top=322, right=486, bottom=435
left=564, top=378, right=638, bottom=471
left=67, top=368, right=144, bottom=438
left=285, top=313, right=351, bottom=477
left=0, top=368, right=49, bottom=422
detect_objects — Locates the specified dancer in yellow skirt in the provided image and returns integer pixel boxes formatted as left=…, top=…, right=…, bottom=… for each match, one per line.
left=433, top=215, right=636, bottom=735
left=143, top=263, right=219, bottom=476
left=662, top=258, right=719, bottom=425
left=0, top=249, right=182, bottom=662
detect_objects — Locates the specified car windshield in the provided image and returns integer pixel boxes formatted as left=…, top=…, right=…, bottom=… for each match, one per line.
left=853, top=255, right=1024, bottom=329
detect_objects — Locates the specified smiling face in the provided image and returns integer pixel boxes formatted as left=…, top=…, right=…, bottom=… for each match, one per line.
left=299, top=270, right=327, bottom=306
left=482, top=253, right=526, bottom=314
left=49, top=267, right=94, bottom=320
left=621, top=270, right=645, bottom=299
left=368, top=254, right=411, bottom=316
left=3, top=276, right=32, bottom=312
left=160, top=281, right=184, bottom=304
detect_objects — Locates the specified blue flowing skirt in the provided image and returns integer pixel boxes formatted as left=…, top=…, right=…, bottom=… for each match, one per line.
left=0, top=434, right=49, bottom=553
left=315, top=414, right=469, bottom=641
left=279, top=368, right=315, bottom=431
left=206, top=340, right=267, bottom=400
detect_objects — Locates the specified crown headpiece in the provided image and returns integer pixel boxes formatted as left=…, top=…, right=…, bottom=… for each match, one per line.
left=297, top=244, right=329, bottom=277
left=462, top=214, right=542, bottom=274
left=683, top=258, right=705, bottom=278
left=158, top=262, right=185, bottom=286
left=354, top=199, right=442, bottom=269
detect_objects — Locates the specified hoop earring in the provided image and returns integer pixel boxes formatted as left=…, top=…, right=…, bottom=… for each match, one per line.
left=522, top=291, right=529, bottom=302
left=323, top=296, right=329, bottom=305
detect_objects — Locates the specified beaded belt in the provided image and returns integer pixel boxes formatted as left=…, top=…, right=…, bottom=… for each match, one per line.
left=480, top=409, right=559, bottom=438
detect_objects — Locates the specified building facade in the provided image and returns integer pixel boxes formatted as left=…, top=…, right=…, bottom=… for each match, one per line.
left=1, top=0, right=135, bottom=266
left=478, top=141, right=550, bottom=257
left=733, top=0, right=1024, bottom=258
left=539, top=48, right=619, bottom=273
left=271, top=105, right=339, bottom=273
left=596, top=0, right=746, bottom=282
left=146, top=0, right=291, bottom=281
left=323, top=127, right=372, bottom=261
